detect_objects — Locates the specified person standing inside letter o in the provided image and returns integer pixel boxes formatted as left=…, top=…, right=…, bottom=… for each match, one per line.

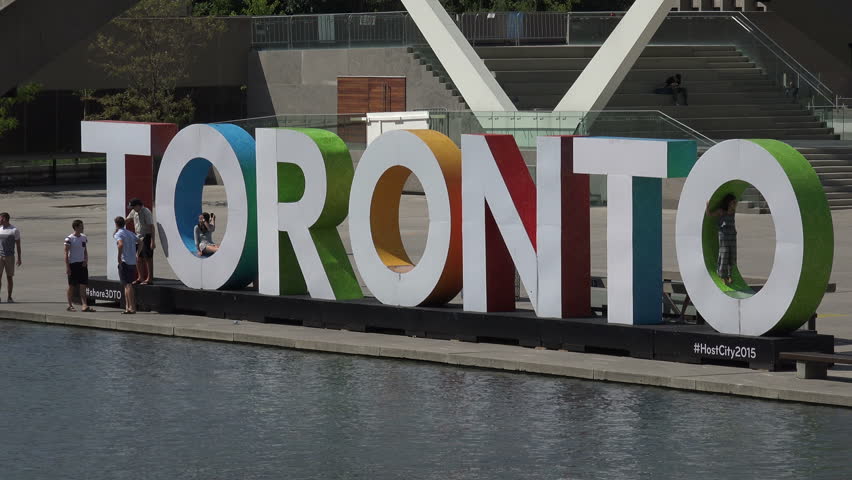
left=706, top=194, right=738, bottom=285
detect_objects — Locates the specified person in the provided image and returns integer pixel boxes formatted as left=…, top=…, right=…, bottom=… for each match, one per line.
left=0, top=212, right=22, bottom=303
left=126, top=198, right=155, bottom=285
left=706, top=194, right=738, bottom=285
left=655, top=73, right=688, bottom=106
left=114, top=216, right=138, bottom=314
left=64, top=219, right=94, bottom=312
left=785, top=80, right=799, bottom=99
left=194, top=212, right=219, bottom=256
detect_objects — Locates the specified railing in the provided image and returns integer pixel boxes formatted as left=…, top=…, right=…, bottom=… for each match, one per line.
left=814, top=106, right=852, bottom=141
left=730, top=13, right=835, bottom=109
left=251, top=12, right=424, bottom=49
left=219, top=109, right=715, bottom=151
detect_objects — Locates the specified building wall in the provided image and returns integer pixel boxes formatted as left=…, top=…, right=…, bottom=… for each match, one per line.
left=247, top=47, right=466, bottom=117
left=0, top=0, right=141, bottom=95
left=748, top=3, right=852, bottom=97
left=27, top=17, right=252, bottom=90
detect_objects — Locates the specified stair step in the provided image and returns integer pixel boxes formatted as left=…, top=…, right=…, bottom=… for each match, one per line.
left=818, top=185, right=852, bottom=193
left=484, top=57, right=753, bottom=71
left=475, top=44, right=739, bottom=59
left=493, top=68, right=764, bottom=83
left=813, top=166, right=852, bottom=173
left=818, top=172, right=852, bottom=180
left=823, top=192, right=852, bottom=199
left=501, top=79, right=778, bottom=96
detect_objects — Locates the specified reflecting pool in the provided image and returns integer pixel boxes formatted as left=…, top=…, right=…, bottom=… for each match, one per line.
left=1, top=321, right=850, bottom=479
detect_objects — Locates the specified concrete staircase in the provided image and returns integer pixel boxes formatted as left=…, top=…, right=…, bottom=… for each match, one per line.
left=409, top=47, right=467, bottom=109
left=409, top=44, right=852, bottom=209
left=742, top=146, right=852, bottom=211
left=477, top=45, right=838, bottom=141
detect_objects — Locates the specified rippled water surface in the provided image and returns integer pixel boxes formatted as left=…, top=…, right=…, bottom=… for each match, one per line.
left=1, top=321, right=851, bottom=479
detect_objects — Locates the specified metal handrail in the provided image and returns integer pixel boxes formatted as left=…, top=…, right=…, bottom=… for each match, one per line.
left=729, top=13, right=835, bottom=107
left=649, top=110, right=717, bottom=146
left=733, top=12, right=834, bottom=95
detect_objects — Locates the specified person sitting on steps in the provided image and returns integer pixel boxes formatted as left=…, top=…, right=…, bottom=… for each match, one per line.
left=655, top=73, right=689, bottom=106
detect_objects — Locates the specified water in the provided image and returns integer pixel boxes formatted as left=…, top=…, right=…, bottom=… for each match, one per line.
left=1, top=320, right=850, bottom=480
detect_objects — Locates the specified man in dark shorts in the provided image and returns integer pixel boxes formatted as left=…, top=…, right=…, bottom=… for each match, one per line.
left=114, top=216, right=138, bottom=314
left=64, top=219, right=94, bottom=312
left=126, top=198, right=155, bottom=285
left=0, top=212, right=21, bottom=303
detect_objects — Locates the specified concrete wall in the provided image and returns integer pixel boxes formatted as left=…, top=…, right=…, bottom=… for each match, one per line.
left=747, top=9, right=852, bottom=97
left=0, top=0, right=141, bottom=94
left=28, top=17, right=251, bottom=90
left=247, top=47, right=466, bottom=116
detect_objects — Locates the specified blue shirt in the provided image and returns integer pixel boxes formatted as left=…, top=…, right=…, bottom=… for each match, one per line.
left=114, top=228, right=138, bottom=265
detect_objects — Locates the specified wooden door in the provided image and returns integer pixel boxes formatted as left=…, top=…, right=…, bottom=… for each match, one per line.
left=338, top=76, right=406, bottom=144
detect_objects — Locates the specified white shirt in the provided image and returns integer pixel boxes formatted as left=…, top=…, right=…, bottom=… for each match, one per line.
left=64, top=233, right=88, bottom=264
left=0, top=224, right=20, bottom=257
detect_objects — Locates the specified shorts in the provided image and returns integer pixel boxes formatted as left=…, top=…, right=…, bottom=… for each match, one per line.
left=138, top=234, right=154, bottom=259
left=118, top=262, right=138, bottom=286
left=68, top=262, right=88, bottom=286
left=0, top=256, right=14, bottom=277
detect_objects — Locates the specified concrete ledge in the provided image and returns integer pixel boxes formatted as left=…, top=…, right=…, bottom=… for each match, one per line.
left=3, top=306, right=852, bottom=408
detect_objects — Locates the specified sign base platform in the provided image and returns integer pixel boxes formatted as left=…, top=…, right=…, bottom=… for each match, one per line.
left=87, top=277, right=833, bottom=371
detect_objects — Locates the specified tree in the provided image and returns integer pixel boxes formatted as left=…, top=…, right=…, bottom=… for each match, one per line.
left=0, top=83, right=40, bottom=138
left=241, top=0, right=281, bottom=15
left=192, top=0, right=282, bottom=15
left=90, top=0, right=224, bottom=124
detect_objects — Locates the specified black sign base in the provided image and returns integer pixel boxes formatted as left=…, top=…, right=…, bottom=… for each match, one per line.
left=86, top=277, right=833, bottom=371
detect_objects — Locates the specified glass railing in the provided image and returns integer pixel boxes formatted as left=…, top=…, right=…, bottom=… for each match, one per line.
left=814, top=107, right=852, bottom=141
left=220, top=109, right=715, bottom=152
left=219, top=109, right=711, bottom=207
left=221, top=113, right=372, bottom=150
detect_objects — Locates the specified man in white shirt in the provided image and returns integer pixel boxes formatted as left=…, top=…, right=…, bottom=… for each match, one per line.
left=114, top=216, right=138, bottom=314
left=0, top=212, right=22, bottom=303
left=65, top=219, right=94, bottom=312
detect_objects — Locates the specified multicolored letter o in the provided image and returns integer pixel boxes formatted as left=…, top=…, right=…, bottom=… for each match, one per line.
left=155, top=124, right=258, bottom=290
left=349, top=130, right=463, bottom=306
left=676, top=139, right=833, bottom=335
left=256, top=128, right=362, bottom=300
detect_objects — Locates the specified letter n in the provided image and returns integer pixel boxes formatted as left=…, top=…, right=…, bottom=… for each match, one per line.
left=461, top=134, right=591, bottom=317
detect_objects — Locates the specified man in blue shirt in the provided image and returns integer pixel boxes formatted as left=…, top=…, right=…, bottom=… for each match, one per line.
left=113, top=216, right=138, bottom=314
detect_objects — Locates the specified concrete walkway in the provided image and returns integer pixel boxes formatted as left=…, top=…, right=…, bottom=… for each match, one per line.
left=3, top=184, right=852, bottom=407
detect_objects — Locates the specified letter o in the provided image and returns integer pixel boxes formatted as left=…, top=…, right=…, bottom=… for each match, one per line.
left=349, top=130, right=462, bottom=306
left=155, top=124, right=258, bottom=290
left=675, top=139, right=833, bottom=335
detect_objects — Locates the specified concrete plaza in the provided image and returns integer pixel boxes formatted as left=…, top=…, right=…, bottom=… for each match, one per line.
left=2, top=184, right=852, bottom=406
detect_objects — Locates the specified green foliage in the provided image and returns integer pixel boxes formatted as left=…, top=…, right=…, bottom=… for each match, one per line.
left=192, top=0, right=281, bottom=15
left=90, top=0, right=224, bottom=125
left=241, top=0, right=281, bottom=15
left=192, top=0, right=239, bottom=15
left=94, top=89, right=196, bottom=125
left=0, top=83, right=40, bottom=138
